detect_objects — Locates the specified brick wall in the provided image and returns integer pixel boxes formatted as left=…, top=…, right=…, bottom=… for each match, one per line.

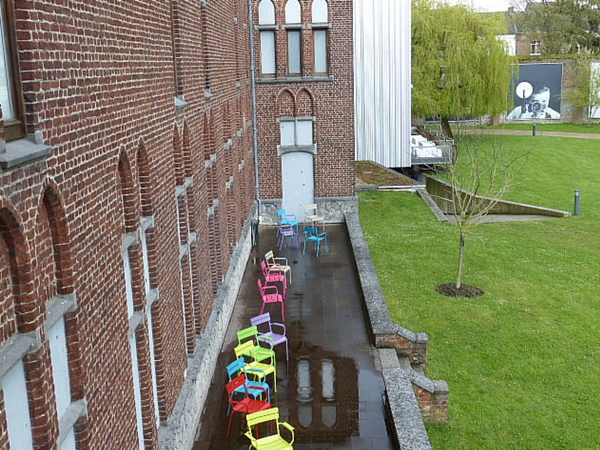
left=254, top=0, right=355, bottom=203
left=0, top=1, right=256, bottom=449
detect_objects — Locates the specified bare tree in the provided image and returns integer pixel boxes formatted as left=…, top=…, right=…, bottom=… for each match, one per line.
left=439, top=133, right=529, bottom=291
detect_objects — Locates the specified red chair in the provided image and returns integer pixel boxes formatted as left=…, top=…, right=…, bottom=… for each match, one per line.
left=258, top=278, right=286, bottom=321
left=260, top=259, right=287, bottom=298
left=225, top=374, right=271, bottom=438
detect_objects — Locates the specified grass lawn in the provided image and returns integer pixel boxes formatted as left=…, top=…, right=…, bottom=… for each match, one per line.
left=358, top=134, right=600, bottom=450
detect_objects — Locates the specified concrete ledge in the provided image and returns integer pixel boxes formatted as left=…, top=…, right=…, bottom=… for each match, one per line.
left=380, top=349, right=433, bottom=450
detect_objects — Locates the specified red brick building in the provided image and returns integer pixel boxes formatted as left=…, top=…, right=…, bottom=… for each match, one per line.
left=0, top=0, right=355, bottom=449
left=253, top=0, right=355, bottom=222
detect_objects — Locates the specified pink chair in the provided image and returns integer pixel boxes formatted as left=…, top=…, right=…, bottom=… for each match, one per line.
left=257, top=278, right=286, bottom=321
left=250, top=312, right=289, bottom=371
left=260, top=260, right=287, bottom=299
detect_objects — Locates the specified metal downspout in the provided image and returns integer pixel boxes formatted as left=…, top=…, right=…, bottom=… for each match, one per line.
left=248, top=0, right=261, bottom=218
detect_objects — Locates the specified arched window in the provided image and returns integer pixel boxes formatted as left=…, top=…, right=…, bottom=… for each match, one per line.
left=258, top=0, right=276, bottom=76
left=258, top=0, right=275, bottom=25
left=311, top=0, right=328, bottom=23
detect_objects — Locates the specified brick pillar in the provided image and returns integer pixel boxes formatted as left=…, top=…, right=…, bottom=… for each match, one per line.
left=413, top=380, right=449, bottom=424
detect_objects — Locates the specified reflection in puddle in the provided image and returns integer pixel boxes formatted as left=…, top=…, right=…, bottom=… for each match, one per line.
left=289, top=341, right=359, bottom=443
left=321, top=359, right=335, bottom=401
left=296, top=359, right=314, bottom=402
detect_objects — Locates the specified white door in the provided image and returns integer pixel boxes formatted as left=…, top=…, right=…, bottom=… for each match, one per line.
left=282, top=152, right=314, bottom=220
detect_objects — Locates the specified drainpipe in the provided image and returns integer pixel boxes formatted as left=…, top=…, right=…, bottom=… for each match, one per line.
left=248, top=0, right=261, bottom=219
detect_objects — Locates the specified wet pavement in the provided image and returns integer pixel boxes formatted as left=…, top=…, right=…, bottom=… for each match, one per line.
left=193, top=225, right=394, bottom=449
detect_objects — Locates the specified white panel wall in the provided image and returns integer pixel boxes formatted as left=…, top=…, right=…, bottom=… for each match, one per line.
left=354, top=0, right=412, bottom=168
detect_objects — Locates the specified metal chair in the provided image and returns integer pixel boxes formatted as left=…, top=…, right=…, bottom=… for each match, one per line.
left=304, top=203, right=325, bottom=230
left=277, top=209, right=299, bottom=234
left=258, top=278, right=286, bottom=321
left=244, top=407, right=295, bottom=450
left=303, top=226, right=329, bottom=257
left=234, top=341, right=277, bottom=392
left=225, top=374, right=271, bottom=437
left=260, top=259, right=287, bottom=298
left=264, top=250, right=292, bottom=284
left=250, top=312, right=289, bottom=371
left=226, top=358, right=271, bottom=417
left=277, top=223, right=298, bottom=250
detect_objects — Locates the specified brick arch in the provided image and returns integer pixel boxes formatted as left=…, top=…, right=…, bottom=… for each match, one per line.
left=296, top=87, right=315, bottom=116
left=0, top=198, right=39, bottom=333
left=117, top=149, right=138, bottom=234
left=135, top=140, right=154, bottom=217
left=182, top=123, right=193, bottom=179
left=277, top=89, right=296, bottom=116
left=39, top=180, right=75, bottom=295
left=222, top=103, right=231, bottom=143
left=173, top=125, right=184, bottom=186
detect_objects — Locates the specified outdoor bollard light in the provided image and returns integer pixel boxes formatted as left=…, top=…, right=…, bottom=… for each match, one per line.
left=532, top=123, right=537, bottom=136
left=574, top=189, right=581, bottom=216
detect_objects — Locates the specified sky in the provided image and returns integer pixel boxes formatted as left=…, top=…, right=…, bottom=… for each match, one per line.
left=443, top=0, right=513, bottom=12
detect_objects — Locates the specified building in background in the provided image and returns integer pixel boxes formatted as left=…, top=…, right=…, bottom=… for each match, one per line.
left=354, top=0, right=413, bottom=168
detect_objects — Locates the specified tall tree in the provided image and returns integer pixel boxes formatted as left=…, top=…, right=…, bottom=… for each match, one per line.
left=514, top=0, right=600, bottom=55
left=412, top=0, right=512, bottom=140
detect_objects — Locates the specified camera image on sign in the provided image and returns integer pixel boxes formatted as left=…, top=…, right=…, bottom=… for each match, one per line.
left=507, top=82, right=560, bottom=120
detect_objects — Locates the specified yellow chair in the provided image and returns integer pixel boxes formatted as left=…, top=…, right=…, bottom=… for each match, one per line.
left=234, top=341, right=277, bottom=392
left=245, top=407, right=295, bottom=450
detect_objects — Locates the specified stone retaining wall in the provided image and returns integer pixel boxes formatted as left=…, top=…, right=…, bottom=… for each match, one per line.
left=260, top=196, right=359, bottom=225
left=345, top=211, right=449, bottom=449
left=425, top=176, right=570, bottom=217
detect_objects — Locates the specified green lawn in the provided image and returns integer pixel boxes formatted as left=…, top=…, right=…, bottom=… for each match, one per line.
left=486, top=122, right=600, bottom=134
left=358, top=134, right=600, bottom=450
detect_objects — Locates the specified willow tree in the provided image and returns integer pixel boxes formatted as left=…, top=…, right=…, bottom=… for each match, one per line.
left=412, top=0, right=512, bottom=140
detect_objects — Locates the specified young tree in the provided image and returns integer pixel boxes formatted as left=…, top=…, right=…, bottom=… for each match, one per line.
left=436, top=133, right=529, bottom=293
left=412, top=0, right=512, bottom=140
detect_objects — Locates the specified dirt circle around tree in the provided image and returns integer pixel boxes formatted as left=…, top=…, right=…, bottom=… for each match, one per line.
left=436, top=283, right=484, bottom=298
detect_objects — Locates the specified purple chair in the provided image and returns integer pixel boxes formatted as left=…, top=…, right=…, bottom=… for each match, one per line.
left=250, top=312, right=289, bottom=371
left=277, top=223, right=298, bottom=250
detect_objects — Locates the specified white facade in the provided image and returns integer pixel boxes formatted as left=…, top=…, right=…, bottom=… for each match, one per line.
left=354, top=0, right=412, bottom=168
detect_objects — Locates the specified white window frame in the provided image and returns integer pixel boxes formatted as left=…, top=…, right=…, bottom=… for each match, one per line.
left=530, top=41, right=540, bottom=55
left=285, top=0, right=302, bottom=76
left=286, top=28, right=302, bottom=75
left=278, top=117, right=316, bottom=155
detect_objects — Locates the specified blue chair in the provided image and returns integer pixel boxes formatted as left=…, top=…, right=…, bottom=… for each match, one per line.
left=226, top=357, right=271, bottom=417
left=303, top=226, right=329, bottom=257
left=277, top=209, right=299, bottom=234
